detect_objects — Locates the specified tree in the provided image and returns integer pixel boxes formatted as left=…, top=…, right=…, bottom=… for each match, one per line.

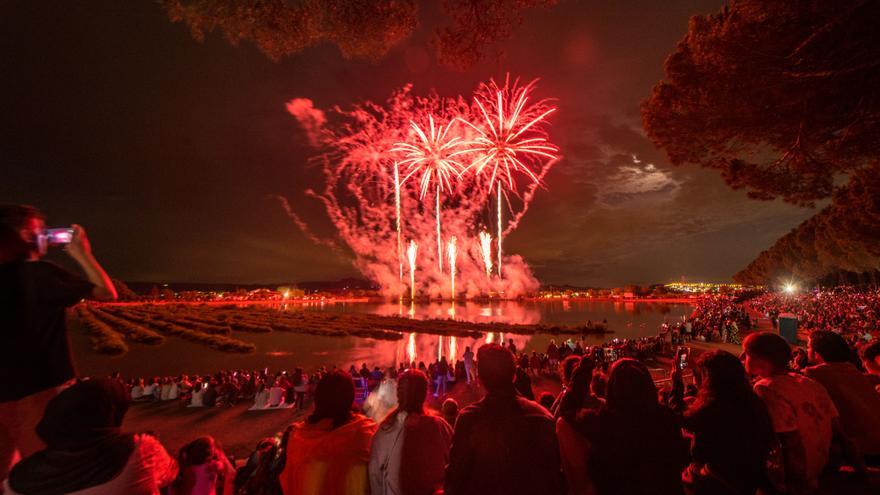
left=642, top=0, right=880, bottom=207
left=734, top=163, right=880, bottom=285
left=160, top=0, right=558, bottom=70
left=644, top=0, right=880, bottom=285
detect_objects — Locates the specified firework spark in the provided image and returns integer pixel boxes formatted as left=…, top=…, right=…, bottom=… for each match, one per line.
left=447, top=236, right=458, bottom=300
left=407, top=240, right=418, bottom=301
left=479, top=231, right=493, bottom=276
left=394, top=162, right=403, bottom=283
left=461, top=79, right=558, bottom=194
left=407, top=332, right=416, bottom=364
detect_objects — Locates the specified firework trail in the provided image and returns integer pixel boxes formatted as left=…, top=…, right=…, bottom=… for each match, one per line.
left=437, top=335, right=444, bottom=361
left=447, top=236, right=458, bottom=299
left=449, top=336, right=457, bottom=362
left=407, top=332, right=416, bottom=364
left=478, top=230, right=493, bottom=277
left=394, top=162, right=402, bottom=282
left=497, top=184, right=502, bottom=276
left=407, top=240, right=418, bottom=301
left=460, top=77, right=558, bottom=278
left=393, top=115, right=467, bottom=272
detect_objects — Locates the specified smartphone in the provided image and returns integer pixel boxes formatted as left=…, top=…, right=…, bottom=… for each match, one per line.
left=46, top=228, right=74, bottom=245
left=677, top=346, right=690, bottom=370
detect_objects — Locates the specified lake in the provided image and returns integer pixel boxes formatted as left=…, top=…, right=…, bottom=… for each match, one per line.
left=72, top=299, right=693, bottom=377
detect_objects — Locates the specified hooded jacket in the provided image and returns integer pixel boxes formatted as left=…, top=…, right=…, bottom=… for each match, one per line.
left=280, top=414, right=377, bottom=495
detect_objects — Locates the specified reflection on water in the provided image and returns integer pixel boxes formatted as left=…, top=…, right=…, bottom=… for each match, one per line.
left=73, top=300, right=692, bottom=378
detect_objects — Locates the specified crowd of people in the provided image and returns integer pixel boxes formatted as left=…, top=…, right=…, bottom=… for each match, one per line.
left=5, top=332, right=880, bottom=495
left=4, top=205, right=880, bottom=494
left=749, top=286, right=879, bottom=341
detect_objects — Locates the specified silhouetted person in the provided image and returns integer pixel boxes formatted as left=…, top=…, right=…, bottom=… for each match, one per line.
left=4, top=379, right=177, bottom=494
left=444, top=344, right=563, bottom=495
left=681, top=350, right=775, bottom=495
left=0, top=205, right=117, bottom=482
left=805, top=330, right=880, bottom=461
left=573, top=359, right=688, bottom=495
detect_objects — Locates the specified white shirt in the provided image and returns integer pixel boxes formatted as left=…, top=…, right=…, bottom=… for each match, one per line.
left=253, top=389, right=269, bottom=409
left=369, top=412, right=407, bottom=495
left=268, top=387, right=284, bottom=407
left=190, top=388, right=205, bottom=407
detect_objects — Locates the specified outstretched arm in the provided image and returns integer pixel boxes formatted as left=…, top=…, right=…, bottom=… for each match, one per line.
left=66, top=224, right=117, bottom=301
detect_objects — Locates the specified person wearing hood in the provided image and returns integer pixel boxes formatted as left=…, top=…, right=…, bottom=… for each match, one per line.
left=369, top=369, right=453, bottom=495
left=279, top=370, right=377, bottom=495
left=3, top=378, right=177, bottom=495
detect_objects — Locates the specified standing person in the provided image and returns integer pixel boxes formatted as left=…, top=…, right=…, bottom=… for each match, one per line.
left=574, top=359, right=688, bottom=495
left=507, top=338, right=517, bottom=355
left=0, top=205, right=117, bottom=482
left=4, top=378, right=177, bottom=495
left=742, top=332, right=849, bottom=494
left=462, top=346, right=476, bottom=384
left=547, top=340, right=560, bottom=370
left=444, top=344, right=563, bottom=495
left=369, top=370, right=453, bottom=495
left=804, top=330, right=880, bottom=461
left=279, top=370, right=377, bottom=495
left=434, top=357, right=449, bottom=397
left=681, top=350, right=775, bottom=495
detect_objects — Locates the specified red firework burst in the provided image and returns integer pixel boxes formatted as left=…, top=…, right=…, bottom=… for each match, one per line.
left=460, top=78, right=559, bottom=194
left=392, top=115, right=467, bottom=199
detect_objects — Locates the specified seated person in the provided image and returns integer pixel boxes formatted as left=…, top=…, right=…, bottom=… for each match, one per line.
left=4, top=378, right=177, bottom=494
left=860, top=340, right=880, bottom=390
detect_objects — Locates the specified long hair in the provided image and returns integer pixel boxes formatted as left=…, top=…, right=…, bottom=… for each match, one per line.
left=307, top=370, right=355, bottom=428
left=380, top=369, right=428, bottom=430
left=693, top=350, right=753, bottom=405
left=604, top=358, right=658, bottom=414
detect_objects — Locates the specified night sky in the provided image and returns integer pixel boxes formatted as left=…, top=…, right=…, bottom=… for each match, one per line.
left=0, top=1, right=815, bottom=287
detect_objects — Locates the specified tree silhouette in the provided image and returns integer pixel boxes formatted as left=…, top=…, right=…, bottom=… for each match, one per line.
left=644, top=0, right=880, bottom=284
left=160, top=0, right=558, bottom=69
left=642, top=0, right=880, bottom=207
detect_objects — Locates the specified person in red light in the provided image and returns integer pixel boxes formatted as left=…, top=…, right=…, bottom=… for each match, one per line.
left=0, top=205, right=117, bottom=484
left=444, top=343, right=563, bottom=495
left=278, top=370, right=376, bottom=495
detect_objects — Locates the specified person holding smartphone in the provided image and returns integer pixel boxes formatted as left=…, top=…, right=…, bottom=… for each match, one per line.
left=0, top=204, right=118, bottom=483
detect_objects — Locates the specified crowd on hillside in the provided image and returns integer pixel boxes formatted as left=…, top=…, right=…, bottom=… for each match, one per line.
left=749, top=286, right=879, bottom=340
left=658, top=295, right=754, bottom=345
